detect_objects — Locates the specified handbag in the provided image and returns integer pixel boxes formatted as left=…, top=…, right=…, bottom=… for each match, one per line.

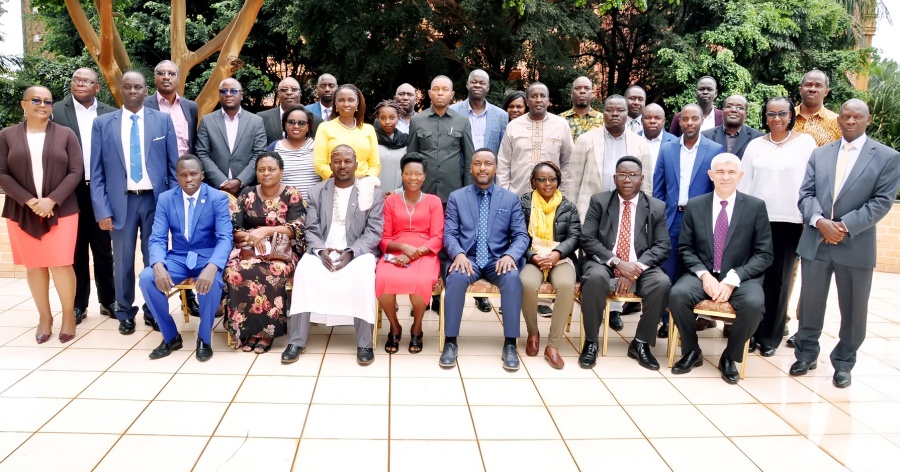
left=238, top=232, right=293, bottom=262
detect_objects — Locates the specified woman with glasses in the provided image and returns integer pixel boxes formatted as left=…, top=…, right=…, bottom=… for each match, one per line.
left=519, top=161, right=581, bottom=368
left=737, top=97, right=816, bottom=356
left=0, top=86, right=83, bottom=344
left=266, top=105, right=319, bottom=199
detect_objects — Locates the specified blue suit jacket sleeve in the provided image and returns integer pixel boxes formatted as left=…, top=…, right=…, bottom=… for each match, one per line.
left=653, top=145, right=668, bottom=201
left=148, top=191, right=173, bottom=267
left=89, top=117, right=112, bottom=221
left=443, top=191, right=464, bottom=259
left=209, top=190, right=235, bottom=269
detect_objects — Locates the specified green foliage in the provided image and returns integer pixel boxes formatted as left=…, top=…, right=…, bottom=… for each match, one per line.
left=867, top=58, right=900, bottom=151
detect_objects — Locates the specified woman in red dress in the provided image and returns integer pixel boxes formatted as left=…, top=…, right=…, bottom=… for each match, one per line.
left=375, top=153, right=443, bottom=353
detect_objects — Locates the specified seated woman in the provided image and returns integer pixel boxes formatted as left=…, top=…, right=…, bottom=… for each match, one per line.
left=519, top=161, right=581, bottom=369
left=224, top=151, right=306, bottom=353
left=375, top=153, right=443, bottom=353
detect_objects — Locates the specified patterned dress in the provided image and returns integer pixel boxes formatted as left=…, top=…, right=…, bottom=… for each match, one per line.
left=224, top=186, right=306, bottom=344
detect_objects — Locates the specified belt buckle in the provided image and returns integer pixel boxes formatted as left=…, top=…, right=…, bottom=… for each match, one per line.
left=677, top=205, right=686, bottom=212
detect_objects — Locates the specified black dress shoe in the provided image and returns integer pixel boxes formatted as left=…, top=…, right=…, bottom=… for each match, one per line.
left=475, top=297, right=492, bottom=313
left=149, top=334, right=183, bottom=359
left=789, top=360, right=817, bottom=376
left=357, top=347, right=375, bottom=365
left=833, top=371, right=852, bottom=388
left=627, top=340, right=660, bottom=370
left=785, top=334, right=796, bottom=348
left=696, top=318, right=717, bottom=331
left=608, top=311, right=624, bottom=331
left=196, top=339, right=213, bottom=362
left=578, top=341, right=598, bottom=369
left=722, top=323, right=732, bottom=338
left=657, top=325, right=669, bottom=339
left=501, top=344, right=520, bottom=371
left=281, top=344, right=306, bottom=364
left=719, top=355, right=739, bottom=384
left=74, top=307, right=86, bottom=325
left=757, top=343, right=777, bottom=357
left=98, top=304, right=113, bottom=318
left=144, top=315, right=160, bottom=332
left=748, top=337, right=758, bottom=353
left=118, top=319, right=136, bottom=335
left=672, top=350, right=703, bottom=374
left=186, top=291, right=201, bottom=317
left=537, top=304, right=553, bottom=317
left=621, top=302, right=641, bottom=316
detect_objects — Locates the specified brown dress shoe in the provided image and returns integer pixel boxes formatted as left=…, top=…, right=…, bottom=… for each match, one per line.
left=544, top=346, right=564, bottom=369
left=526, top=334, right=540, bottom=357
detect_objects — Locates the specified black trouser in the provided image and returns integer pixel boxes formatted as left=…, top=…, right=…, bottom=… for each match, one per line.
left=73, top=180, right=115, bottom=310
left=755, top=222, right=802, bottom=347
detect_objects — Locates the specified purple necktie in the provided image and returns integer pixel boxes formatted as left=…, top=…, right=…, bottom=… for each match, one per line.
left=713, top=200, right=729, bottom=273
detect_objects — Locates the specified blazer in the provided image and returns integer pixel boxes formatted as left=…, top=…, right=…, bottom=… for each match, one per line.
left=89, top=108, right=179, bottom=229
left=564, top=127, right=652, bottom=221
left=701, top=125, right=764, bottom=159
left=669, top=108, right=724, bottom=136
left=449, top=99, right=509, bottom=155
left=0, top=122, right=83, bottom=238
left=148, top=182, right=233, bottom=270
left=639, top=129, right=679, bottom=145
left=304, top=179, right=384, bottom=259
left=145, top=94, right=199, bottom=153
left=51, top=95, right=117, bottom=148
left=305, top=102, right=329, bottom=122
left=797, top=137, right=900, bottom=269
left=580, top=190, right=670, bottom=270
left=195, top=109, right=267, bottom=188
left=520, top=192, right=581, bottom=265
left=444, top=184, right=530, bottom=269
left=652, top=135, right=724, bottom=236
left=678, top=191, right=773, bottom=283
left=258, top=105, right=323, bottom=146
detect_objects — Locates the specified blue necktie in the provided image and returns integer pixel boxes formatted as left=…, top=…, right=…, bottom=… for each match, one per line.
left=130, top=114, right=142, bottom=183
left=186, top=197, right=195, bottom=240
left=476, top=189, right=489, bottom=268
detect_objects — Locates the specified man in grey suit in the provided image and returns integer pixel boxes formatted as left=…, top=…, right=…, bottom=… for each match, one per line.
left=701, top=94, right=764, bottom=159
left=258, top=76, right=322, bottom=144
left=196, top=77, right=267, bottom=196
left=790, top=99, right=900, bottom=388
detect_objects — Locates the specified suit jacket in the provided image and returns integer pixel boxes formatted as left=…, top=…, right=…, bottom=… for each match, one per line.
left=305, top=102, right=329, bottom=122
left=449, top=99, right=509, bottom=155
left=580, top=190, right=670, bottom=270
left=304, top=179, right=384, bottom=259
left=51, top=95, right=117, bottom=148
left=564, top=128, right=652, bottom=221
left=669, top=108, right=724, bottom=137
left=653, top=135, right=724, bottom=236
left=89, top=108, right=179, bottom=229
left=520, top=192, right=581, bottom=265
left=195, top=109, right=267, bottom=188
left=639, top=129, right=679, bottom=145
left=144, top=94, right=199, bottom=153
left=444, top=184, right=530, bottom=269
left=148, top=183, right=233, bottom=270
left=701, top=125, right=764, bottom=159
left=258, top=105, right=323, bottom=146
left=678, top=191, right=773, bottom=283
left=797, top=137, right=900, bottom=269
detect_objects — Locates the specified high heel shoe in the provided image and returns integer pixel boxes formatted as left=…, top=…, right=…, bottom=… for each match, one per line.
left=36, top=333, right=51, bottom=344
left=59, top=333, right=75, bottom=343
left=384, top=328, right=402, bottom=354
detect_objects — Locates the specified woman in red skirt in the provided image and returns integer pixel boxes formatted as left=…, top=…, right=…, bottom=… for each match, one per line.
left=0, top=86, right=83, bottom=343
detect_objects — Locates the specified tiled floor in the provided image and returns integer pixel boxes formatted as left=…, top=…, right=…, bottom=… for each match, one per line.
left=0, top=272, right=899, bottom=471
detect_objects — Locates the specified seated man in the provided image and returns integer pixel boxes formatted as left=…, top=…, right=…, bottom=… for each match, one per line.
left=139, top=155, right=233, bottom=361
left=669, top=153, right=773, bottom=384
left=441, top=148, right=530, bottom=370
left=579, top=156, right=671, bottom=370
left=283, top=145, right=384, bottom=365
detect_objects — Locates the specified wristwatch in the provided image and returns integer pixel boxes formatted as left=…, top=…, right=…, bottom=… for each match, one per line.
left=610, top=256, right=622, bottom=267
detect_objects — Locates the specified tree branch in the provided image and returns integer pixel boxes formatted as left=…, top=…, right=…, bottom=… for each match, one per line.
left=63, top=0, right=100, bottom=63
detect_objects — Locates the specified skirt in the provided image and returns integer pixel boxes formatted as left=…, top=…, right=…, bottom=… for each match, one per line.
left=8, top=214, right=78, bottom=268
left=290, top=253, right=376, bottom=326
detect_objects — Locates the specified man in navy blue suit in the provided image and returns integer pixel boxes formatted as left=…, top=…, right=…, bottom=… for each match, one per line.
left=139, top=155, right=233, bottom=361
left=90, top=71, right=179, bottom=336
left=441, top=148, right=530, bottom=370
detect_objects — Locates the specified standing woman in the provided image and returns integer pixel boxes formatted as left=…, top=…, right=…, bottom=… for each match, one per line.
left=373, top=100, right=409, bottom=191
left=738, top=97, right=816, bottom=356
left=267, top=105, right=319, bottom=199
left=503, top=91, right=529, bottom=122
left=312, top=84, right=380, bottom=180
left=0, top=86, right=83, bottom=343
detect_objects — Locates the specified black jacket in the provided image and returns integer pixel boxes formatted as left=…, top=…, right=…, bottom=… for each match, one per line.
left=520, top=192, right=581, bottom=268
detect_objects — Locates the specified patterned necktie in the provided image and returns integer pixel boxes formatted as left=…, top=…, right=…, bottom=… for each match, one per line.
left=476, top=189, right=490, bottom=268
left=130, top=114, right=142, bottom=183
left=832, top=142, right=853, bottom=218
left=713, top=200, right=729, bottom=273
left=614, top=200, right=631, bottom=277
left=186, top=197, right=195, bottom=240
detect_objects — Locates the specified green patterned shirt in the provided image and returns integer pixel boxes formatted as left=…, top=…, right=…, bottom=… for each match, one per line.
left=560, top=108, right=603, bottom=142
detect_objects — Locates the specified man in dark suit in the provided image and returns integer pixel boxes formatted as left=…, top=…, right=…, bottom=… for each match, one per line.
left=90, top=71, right=179, bottom=335
left=669, top=153, right=773, bottom=384
left=138, top=155, right=232, bottom=361
left=701, top=94, right=764, bottom=159
left=51, top=67, right=117, bottom=324
left=441, top=148, right=530, bottom=370
left=578, top=156, right=671, bottom=370
left=258, top=77, right=322, bottom=144
left=669, top=77, right=723, bottom=136
left=791, top=99, right=900, bottom=388
left=196, top=77, right=267, bottom=196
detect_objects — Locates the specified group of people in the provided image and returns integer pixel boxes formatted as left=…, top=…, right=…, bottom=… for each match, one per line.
left=0, top=63, right=897, bottom=388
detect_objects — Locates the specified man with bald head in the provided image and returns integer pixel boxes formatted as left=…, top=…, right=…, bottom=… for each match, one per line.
left=790, top=99, right=900, bottom=388
left=259, top=76, right=322, bottom=143
left=450, top=69, right=508, bottom=155
left=701, top=94, right=763, bottom=159
left=560, top=76, right=602, bottom=142
left=196, top=77, right=267, bottom=196
left=306, top=73, right=338, bottom=122
left=639, top=103, right=678, bottom=169
left=394, top=83, right=417, bottom=133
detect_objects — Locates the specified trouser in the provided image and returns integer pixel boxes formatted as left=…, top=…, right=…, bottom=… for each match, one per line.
left=755, top=222, right=802, bottom=347
left=443, top=258, right=522, bottom=338
left=138, top=258, right=223, bottom=345
left=288, top=312, right=374, bottom=349
left=73, top=180, right=115, bottom=309
left=521, top=263, right=575, bottom=349
left=111, top=192, right=155, bottom=321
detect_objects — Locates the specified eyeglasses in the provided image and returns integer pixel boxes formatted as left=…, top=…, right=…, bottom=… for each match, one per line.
left=534, top=177, right=558, bottom=184
left=278, top=87, right=300, bottom=93
left=72, top=79, right=95, bottom=86
left=219, top=88, right=241, bottom=96
left=27, top=98, right=54, bottom=107
left=724, top=104, right=746, bottom=111
left=615, top=172, right=641, bottom=181
left=155, top=70, right=178, bottom=78
left=286, top=119, right=308, bottom=127
left=765, top=111, right=791, bottom=119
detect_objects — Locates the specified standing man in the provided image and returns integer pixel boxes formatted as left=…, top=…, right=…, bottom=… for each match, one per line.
left=450, top=69, right=508, bottom=155
left=90, top=71, right=179, bottom=335
left=790, top=99, right=900, bottom=388
left=394, top=83, right=417, bottom=133
left=639, top=103, right=678, bottom=170
left=793, top=69, right=842, bottom=147
left=624, top=86, right=646, bottom=134
left=559, top=76, right=602, bottom=143
left=701, top=94, right=764, bottom=159
left=259, top=76, right=322, bottom=144
left=669, top=76, right=723, bottom=136
left=196, top=78, right=267, bottom=196
left=305, top=73, right=338, bottom=122
left=52, top=67, right=117, bottom=324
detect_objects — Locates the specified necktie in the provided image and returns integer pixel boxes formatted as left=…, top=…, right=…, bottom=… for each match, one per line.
left=614, top=200, right=631, bottom=277
left=713, top=200, right=729, bottom=273
left=476, top=189, right=490, bottom=268
left=186, top=197, right=195, bottom=240
left=129, top=114, right=142, bottom=183
left=832, top=143, right=853, bottom=218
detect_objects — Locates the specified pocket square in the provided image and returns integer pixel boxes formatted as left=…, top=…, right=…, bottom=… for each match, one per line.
left=497, top=208, right=509, bottom=213
left=152, top=136, right=165, bottom=141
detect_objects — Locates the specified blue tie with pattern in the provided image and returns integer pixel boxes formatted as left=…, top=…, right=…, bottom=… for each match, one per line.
left=186, top=197, right=197, bottom=269
left=476, top=189, right=489, bottom=268
left=130, top=114, right=142, bottom=183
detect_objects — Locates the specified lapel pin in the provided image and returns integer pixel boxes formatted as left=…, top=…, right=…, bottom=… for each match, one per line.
left=201, top=199, right=206, bottom=204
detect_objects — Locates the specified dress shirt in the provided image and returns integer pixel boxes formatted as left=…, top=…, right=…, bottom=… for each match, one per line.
left=467, top=106, right=488, bottom=149
left=222, top=108, right=241, bottom=179
left=645, top=133, right=662, bottom=169
left=810, top=133, right=868, bottom=227
left=608, top=193, right=648, bottom=270
left=626, top=116, right=642, bottom=134
left=156, top=92, right=190, bottom=157
left=695, top=191, right=740, bottom=286
left=724, top=127, right=740, bottom=154
left=700, top=110, right=716, bottom=132
left=396, top=117, right=410, bottom=134
left=602, top=130, right=627, bottom=189
left=793, top=105, right=841, bottom=147
left=677, top=137, right=699, bottom=205
left=121, top=107, right=152, bottom=190
left=560, top=108, right=602, bottom=142
left=73, top=98, right=98, bottom=178
left=182, top=189, right=199, bottom=240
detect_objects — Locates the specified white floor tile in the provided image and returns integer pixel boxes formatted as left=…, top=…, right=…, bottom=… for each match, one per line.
left=301, top=404, right=387, bottom=439
left=549, top=405, right=643, bottom=440
left=195, top=437, right=298, bottom=471
left=127, top=400, right=228, bottom=436
left=479, top=439, right=578, bottom=472
left=567, top=438, right=670, bottom=472
left=293, top=439, right=386, bottom=472
left=389, top=440, right=483, bottom=472
left=0, top=432, right=117, bottom=471
left=390, top=405, right=476, bottom=440
left=215, top=402, right=308, bottom=438
left=156, top=373, right=245, bottom=403
left=469, top=406, right=560, bottom=440
left=390, top=377, right=467, bottom=405
left=94, top=434, right=208, bottom=472
left=40, top=399, right=148, bottom=434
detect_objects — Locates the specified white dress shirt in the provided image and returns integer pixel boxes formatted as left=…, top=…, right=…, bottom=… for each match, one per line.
left=602, top=130, right=627, bottom=189
left=645, top=133, right=663, bottom=170
left=810, top=133, right=868, bottom=227
left=73, top=98, right=98, bottom=178
left=121, top=107, right=152, bottom=190
left=626, top=116, right=642, bottom=134
left=182, top=189, right=199, bottom=240
left=467, top=106, right=488, bottom=149
left=677, top=136, right=699, bottom=205
left=696, top=191, right=740, bottom=286
left=700, top=110, right=716, bottom=131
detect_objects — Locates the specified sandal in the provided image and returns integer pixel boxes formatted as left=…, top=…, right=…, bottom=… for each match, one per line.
left=242, top=337, right=259, bottom=352
left=253, top=339, right=272, bottom=354
left=409, top=331, right=424, bottom=354
left=385, top=328, right=402, bottom=354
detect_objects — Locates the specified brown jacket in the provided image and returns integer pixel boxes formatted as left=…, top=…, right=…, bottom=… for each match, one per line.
left=0, top=122, right=83, bottom=238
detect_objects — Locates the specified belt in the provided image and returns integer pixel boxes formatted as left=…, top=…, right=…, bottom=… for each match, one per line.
left=677, top=205, right=686, bottom=212
left=126, top=189, right=153, bottom=195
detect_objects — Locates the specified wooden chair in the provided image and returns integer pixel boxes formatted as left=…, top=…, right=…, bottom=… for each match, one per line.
left=667, top=300, right=750, bottom=379
left=577, top=293, right=641, bottom=356
left=374, top=280, right=445, bottom=348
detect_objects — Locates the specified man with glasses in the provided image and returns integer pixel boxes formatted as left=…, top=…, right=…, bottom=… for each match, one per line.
left=196, top=77, right=267, bottom=196
left=701, top=94, right=763, bottom=159
left=89, top=71, right=179, bottom=335
left=450, top=69, right=508, bottom=155
left=305, top=73, right=338, bottom=122
left=259, top=76, right=322, bottom=144
left=793, top=69, right=841, bottom=147
left=52, top=68, right=117, bottom=325
left=394, top=83, right=417, bottom=133
left=669, top=76, right=723, bottom=136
